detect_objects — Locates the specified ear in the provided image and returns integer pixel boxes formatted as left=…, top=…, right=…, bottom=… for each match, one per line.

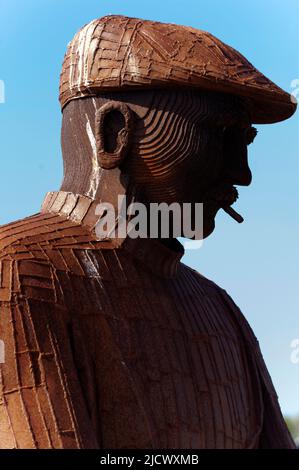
left=95, top=101, right=134, bottom=170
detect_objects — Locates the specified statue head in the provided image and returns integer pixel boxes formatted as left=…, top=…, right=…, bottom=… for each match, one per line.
left=59, top=15, right=296, bottom=239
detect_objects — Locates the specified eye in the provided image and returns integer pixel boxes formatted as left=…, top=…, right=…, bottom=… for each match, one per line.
left=245, top=126, right=258, bottom=145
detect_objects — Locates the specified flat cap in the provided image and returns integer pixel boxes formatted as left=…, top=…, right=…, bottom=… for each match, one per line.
left=59, top=15, right=296, bottom=123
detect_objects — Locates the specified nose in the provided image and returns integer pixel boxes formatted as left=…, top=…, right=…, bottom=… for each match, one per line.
left=222, top=127, right=252, bottom=187
left=225, top=156, right=252, bottom=186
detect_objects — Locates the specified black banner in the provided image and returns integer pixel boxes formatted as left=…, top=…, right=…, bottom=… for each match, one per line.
left=0, top=450, right=298, bottom=467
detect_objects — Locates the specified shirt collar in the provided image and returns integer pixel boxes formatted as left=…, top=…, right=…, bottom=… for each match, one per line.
left=41, top=191, right=184, bottom=278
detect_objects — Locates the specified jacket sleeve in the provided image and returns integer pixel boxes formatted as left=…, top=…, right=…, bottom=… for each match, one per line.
left=219, top=288, right=295, bottom=449
left=0, top=257, right=98, bottom=449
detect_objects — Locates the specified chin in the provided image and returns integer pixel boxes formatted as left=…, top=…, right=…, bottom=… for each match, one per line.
left=201, top=203, right=220, bottom=238
left=203, top=218, right=216, bottom=238
left=184, top=217, right=215, bottom=241
left=178, top=201, right=219, bottom=241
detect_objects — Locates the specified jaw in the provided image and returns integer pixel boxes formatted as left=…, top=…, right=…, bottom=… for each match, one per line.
left=177, top=201, right=219, bottom=240
left=200, top=202, right=219, bottom=239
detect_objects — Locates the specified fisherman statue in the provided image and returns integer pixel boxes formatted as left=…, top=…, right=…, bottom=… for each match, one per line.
left=0, top=15, right=296, bottom=448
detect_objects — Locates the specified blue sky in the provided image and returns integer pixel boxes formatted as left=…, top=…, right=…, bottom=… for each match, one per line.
left=0, top=0, right=298, bottom=417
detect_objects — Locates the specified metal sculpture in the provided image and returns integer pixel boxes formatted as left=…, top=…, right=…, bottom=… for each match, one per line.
left=0, top=15, right=296, bottom=449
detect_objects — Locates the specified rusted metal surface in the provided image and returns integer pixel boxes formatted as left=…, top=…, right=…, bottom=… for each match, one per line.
left=60, top=15, right=296, bottom=123
left=0, top=15, right=296, bottom=449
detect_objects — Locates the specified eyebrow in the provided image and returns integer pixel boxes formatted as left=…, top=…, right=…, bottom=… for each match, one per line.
left=246, top=126, right=258, bottom=145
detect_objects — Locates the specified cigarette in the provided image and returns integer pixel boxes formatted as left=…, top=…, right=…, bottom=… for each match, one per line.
left=222, top=206, right=244, bottom=223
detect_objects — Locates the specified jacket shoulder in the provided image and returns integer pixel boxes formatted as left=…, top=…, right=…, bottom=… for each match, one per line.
left=181, top=263, right=226, bottom=295
left=0, top=212, right=74, bottom=304
left=0, top=211, right=106, bottom=304
left=182, top=263, right=257, bottom=333
left=0, top=210, right=91, bottom=260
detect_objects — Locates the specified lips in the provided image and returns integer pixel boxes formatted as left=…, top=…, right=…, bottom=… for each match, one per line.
left=204, top=183, right=239, bottom=207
